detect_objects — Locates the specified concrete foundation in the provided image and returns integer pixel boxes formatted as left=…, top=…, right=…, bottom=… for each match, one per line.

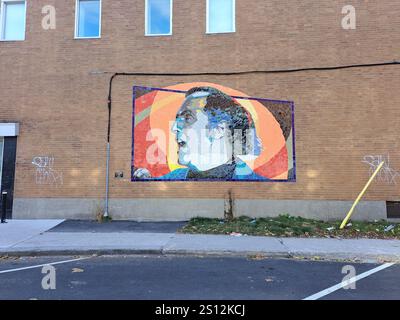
left=12, top=198, right=387, bottom=221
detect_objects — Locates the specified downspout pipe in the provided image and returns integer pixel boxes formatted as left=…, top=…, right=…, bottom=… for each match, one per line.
left=104, top=73, right=118, bottom=217
left=105, top=72, right=139, bottom=217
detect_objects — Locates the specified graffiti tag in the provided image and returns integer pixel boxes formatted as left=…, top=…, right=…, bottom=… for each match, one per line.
left=362, top=155, right=400, bottom=185
left=32, top=156, right=63, bottom=186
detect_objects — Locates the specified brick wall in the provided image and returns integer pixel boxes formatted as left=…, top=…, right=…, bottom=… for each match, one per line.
left=0, top=1, right=399, bottom=209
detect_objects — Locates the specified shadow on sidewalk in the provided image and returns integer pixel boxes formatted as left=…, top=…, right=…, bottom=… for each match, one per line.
left=48, top=220, right=187, bottom=233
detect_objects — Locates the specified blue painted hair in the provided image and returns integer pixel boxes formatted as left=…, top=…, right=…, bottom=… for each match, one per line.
left=186, top=86, right=262, bottom=156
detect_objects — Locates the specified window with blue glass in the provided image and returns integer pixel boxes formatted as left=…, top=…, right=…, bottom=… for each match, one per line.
left=0, top=0, right=26, bottom=41
left=146, top=0, right=172, bottom=36
left=207, top=0, right=235, bottom=33
left=75, top=0, right=101, bottom=38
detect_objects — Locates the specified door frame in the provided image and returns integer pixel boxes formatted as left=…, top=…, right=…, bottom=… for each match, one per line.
left=0, top=123, right=19, bottom=219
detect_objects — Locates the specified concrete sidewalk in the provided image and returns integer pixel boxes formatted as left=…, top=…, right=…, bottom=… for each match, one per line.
left=0, top=219, right=64, bottom=249
left=0, top=220, right=399, bottom=262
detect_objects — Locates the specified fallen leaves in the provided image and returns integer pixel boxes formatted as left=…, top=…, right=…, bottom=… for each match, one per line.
left=0, top=255, right=19, bottom=260
left=180, top=216, right=400, bottom=239
left=247, top=254, right=267, bottom=261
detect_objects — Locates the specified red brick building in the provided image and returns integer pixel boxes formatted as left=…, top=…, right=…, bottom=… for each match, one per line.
left=0, top=0, right=399, bottom=221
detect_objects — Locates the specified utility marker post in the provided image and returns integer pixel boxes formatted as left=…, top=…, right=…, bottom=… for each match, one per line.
left=340, top=161, right=385, bottom=229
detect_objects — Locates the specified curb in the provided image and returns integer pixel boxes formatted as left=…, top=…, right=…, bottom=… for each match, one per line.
left=0, top=248, right=399, bottom=263
left=0, top=249, right=164, bottom=257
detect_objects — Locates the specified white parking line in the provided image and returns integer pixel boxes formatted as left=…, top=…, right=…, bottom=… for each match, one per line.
left=303, top=262, right=395, bottom=300
left=0, top=257, right=92, bottom=274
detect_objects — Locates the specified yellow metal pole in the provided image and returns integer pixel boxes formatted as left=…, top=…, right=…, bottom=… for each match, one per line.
left=340, top=161, right=385, bottom=229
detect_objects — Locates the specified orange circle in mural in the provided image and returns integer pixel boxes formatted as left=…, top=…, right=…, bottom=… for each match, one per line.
left=133, top=82, right=290, bottom=180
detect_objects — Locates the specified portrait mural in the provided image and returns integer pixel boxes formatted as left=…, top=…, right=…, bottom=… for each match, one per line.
left=132, top=83, right=296, bottom=181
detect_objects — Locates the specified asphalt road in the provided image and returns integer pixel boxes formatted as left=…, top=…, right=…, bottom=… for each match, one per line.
left=0, top=255, right=398, bottom=300
left=48, top=220, right=187, bottom=233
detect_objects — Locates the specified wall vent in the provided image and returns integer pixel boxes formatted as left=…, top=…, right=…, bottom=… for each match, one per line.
left=386, top=201, right=400, bottom=218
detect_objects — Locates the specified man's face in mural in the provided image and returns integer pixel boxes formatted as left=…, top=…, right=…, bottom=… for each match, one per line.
left=172, top=91, right=232, bottom=171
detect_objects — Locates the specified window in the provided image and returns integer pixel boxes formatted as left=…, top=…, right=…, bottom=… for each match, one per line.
left=75, top=0, right=101, bottom=38
left=145, top=0, right=172, bottom=36
left=207, top=0, right=235, bottom=34
left=0, top=0, right=26, bottom=41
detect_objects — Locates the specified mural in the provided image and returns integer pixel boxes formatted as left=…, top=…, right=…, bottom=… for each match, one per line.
left=132, top=83, right=296, bottom=181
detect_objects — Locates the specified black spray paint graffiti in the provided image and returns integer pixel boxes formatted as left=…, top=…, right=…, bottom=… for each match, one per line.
left=32, top=156, right=63, bottom=186
left=362, top=155, right=400, bottom=185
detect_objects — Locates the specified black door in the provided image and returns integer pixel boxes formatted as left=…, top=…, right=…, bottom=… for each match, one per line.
left=0, top=137, right=17, bottom=219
